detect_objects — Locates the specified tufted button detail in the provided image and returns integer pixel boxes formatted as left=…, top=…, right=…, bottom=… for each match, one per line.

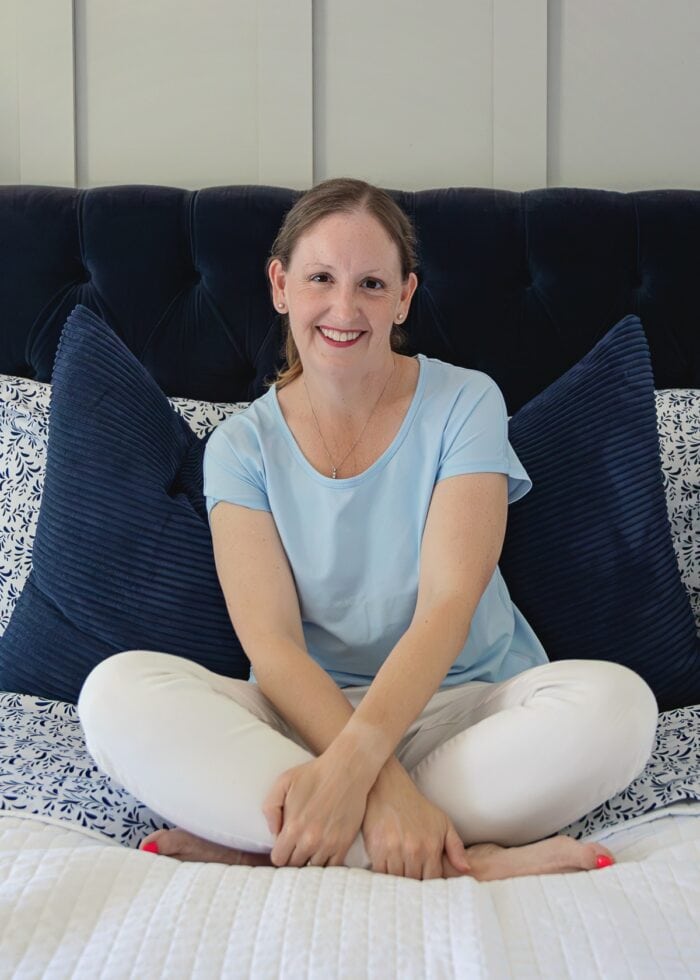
left=191, top=270, right=202, bottom=285
left=80, top=268, right=91, bottom=284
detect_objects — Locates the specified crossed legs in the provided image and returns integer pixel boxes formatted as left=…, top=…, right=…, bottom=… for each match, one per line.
left=78, top=651, right=657, bottom=877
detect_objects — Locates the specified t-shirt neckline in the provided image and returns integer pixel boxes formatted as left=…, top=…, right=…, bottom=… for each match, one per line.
left=270, top=354, right=427, bottom=487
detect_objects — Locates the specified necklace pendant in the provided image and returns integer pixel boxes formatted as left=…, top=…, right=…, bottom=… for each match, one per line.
left=331, top=467, right=337, bottom=479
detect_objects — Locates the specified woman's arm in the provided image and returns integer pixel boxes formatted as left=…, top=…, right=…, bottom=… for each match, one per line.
left=211, top=499, right=389, bottom=867
left=209, top=501, right=384, bottom=780
left=210, top=473, right=507, bottom=873
left=334, top=471, right=509, bottom=780
left=212, top=471, right=508, bottom=781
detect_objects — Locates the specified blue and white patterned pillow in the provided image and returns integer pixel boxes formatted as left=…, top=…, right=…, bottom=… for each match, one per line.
left=1, top=375, right=699, bottom=636
left=0, top=374, right=247, bottom=636
left=656, top=390, right=700, bottom=630
left=0, top=377, right=50, bottom=634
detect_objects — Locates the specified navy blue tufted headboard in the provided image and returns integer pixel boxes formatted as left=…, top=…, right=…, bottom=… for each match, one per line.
left=1, top=184, right=698, bottom=411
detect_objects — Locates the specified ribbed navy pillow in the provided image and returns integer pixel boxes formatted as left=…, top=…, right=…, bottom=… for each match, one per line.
left=0, top=306, right=249, bottom=702
left=501, top=314, right=700, bottom=711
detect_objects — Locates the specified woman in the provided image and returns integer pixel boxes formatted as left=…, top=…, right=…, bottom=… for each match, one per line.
left=78, top=178, right=658, bottom=881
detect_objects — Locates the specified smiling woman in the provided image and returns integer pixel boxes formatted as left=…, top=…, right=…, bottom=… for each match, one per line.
left=265, top=178, right=418, bottom=391
left=78, top=178, right=658, bottom=883
left=265, top=191, right=419, bottom=482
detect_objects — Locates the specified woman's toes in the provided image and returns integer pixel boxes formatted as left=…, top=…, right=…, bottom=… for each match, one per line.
left=587, top=842, right=615, bottom=870
left=138, top=827, right=273, bottom=866
left=463, top=835, right=617, bottom=881
left=139, top=827, right=215, bottom=859
left=545, top=837, right=616, bottom=873
left=139, top=828, right=170, bottom=854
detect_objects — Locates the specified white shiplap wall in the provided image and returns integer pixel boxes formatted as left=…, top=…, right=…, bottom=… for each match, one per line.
left=548, top=0, right=700, bottom=190
left=3, top=0, right=75, bottom=185
left=1, top=0, right=698, bottom=191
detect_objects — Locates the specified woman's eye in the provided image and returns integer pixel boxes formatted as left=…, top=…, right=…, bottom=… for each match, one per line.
left=363, top=278, right=384, bottom=290
left=310, top=273, right=331, bottom=283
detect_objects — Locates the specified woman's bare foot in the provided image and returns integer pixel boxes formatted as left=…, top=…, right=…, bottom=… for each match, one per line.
left=441, top=835, right=615, bottom=881
left=140, top=829, right=613, bottom=881
left=139, top=828, right=273, bottom=867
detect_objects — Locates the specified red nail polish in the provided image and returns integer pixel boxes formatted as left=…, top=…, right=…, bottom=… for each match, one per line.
left=142, top=840, right=159, bottom=854
left=596, top=855, right=614, bottom=868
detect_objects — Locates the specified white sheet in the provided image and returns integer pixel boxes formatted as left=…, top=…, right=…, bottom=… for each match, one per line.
left=1, top=808, right=699, bottom=979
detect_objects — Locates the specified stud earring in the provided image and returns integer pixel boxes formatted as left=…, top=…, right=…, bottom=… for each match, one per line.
left=277, top=302, right=285, bottom=311
left=396, top=312, right=404, bottom=321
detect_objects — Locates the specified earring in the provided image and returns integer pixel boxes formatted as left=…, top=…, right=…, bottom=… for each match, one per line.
left=277, top=302, right=285, bottom=311
left=396, top=312, right=404, bottom=321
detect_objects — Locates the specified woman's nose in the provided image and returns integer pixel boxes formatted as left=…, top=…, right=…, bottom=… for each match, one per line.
left=332, top=284, right=358, bottom=323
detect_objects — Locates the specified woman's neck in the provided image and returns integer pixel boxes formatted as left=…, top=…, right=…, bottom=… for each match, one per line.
left=300, top=352, right=398, bottom=425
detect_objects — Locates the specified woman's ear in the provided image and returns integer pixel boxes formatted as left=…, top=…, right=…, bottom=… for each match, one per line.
left=401, top=271, right=419, bottom=310
left=268, top=258, right=287, bottom=309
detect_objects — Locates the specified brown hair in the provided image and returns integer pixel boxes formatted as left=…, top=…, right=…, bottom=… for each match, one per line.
left=266, top=177, right=418, bottom=389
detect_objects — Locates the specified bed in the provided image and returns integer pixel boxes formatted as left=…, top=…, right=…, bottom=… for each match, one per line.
left=0, top=183, right=699, bottom=978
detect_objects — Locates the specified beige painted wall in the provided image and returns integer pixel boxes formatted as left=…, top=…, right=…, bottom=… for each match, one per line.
left=1, top=0, right=698, bottom=191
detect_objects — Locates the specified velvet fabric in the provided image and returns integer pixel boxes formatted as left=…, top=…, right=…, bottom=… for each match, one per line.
left=0, top=306, right=249, bottom=703
left=1, top=185, right=698, bottom=410
left=501, top=315, right=700, bottom=711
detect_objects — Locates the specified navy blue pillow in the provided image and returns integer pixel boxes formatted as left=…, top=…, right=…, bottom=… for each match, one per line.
left=0, top=306, right=249, bottom=703
left=501, top=314, right=700, bottom=711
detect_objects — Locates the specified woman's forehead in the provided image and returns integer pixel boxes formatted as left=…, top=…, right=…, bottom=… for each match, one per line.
left=291, top=211, right=401, bottom=271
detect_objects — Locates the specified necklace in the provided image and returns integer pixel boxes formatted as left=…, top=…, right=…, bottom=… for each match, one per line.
left=303, top=357, right=396, bottom=479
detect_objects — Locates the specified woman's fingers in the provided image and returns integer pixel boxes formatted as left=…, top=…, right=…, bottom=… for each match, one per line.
left=270, top=833, right=294, bottom=867
left=387, top=853, right=405, bottom=878
left=262, top=770, right=291, bottom=837
left=445, top=826, right=471, bottom=874
left=403, top=848, right=423, bottom=882
left=381, top=849, right=445, bottom=880
left=421, top=857, right=445, bottom=880
left=264, top=756, right=369, bottom=869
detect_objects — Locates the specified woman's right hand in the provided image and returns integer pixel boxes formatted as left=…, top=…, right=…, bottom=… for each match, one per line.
left=262, top=752, right=371, bottom=868
left=361, top=760, right=471, bottom=880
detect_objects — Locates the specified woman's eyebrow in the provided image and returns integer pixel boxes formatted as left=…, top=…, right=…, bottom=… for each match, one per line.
left=301, top=262, right=385, bottom=275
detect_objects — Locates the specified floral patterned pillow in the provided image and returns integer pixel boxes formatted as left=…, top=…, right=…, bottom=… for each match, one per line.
left=0, top=374, right=247, bottom=636
left=0, top=377, right=50, bottom=633
left=1, top=376, right=698, bottom=637
left=656, top=390, right=700, bottom=630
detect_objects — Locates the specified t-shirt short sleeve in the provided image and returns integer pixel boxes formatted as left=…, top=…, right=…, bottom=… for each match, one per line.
left=436, top=372, right=531, bottom=503
left=203, top=417, right=271, bottom=517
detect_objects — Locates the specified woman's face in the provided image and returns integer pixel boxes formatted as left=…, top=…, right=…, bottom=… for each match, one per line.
left=268, top=209, right=417, bottom=379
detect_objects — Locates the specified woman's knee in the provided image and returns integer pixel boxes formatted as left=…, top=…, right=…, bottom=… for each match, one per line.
left=78, top=650, right=187, bottom=743
left=572, top=659, right=656, bottom=720
left=80, top=649, right=162, bottom=710
left=564, top=659, right=658, bottom=771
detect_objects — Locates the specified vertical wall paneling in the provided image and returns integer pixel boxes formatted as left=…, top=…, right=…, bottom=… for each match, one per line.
left=17, top=0, right=76, bottom=186
left=548, top=0, right=700, bottom=191
left=492, top=0, right=547, bottom=190
left=0, top=0, right=20, bottom=183
left=313, top=0, right=494, bottom=190
left=257, top=0, right=313, bottom=188
left=74, top=1, right=264, bottom=189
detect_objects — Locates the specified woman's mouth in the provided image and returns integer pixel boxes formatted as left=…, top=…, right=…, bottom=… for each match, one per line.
left=317, top=326, right=364, bottom=348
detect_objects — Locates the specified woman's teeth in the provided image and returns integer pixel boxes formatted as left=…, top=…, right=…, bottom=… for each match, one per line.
left=319, top=328, right=362, bottom=342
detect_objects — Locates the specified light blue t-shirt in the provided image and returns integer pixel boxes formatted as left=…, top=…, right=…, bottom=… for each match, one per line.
left=203, top=354, right=548, bottom=688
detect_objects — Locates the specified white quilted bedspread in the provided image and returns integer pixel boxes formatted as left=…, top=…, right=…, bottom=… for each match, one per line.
left=1, top=810, right=699, bottom=979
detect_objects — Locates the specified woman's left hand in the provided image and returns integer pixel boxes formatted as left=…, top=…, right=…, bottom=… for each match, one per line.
left=362, top=761, right=471, bottom=880
left=262, top=754, right=370, bottom=868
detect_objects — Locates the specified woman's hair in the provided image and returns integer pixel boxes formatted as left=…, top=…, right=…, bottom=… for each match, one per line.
left=266, top=177, right=418, bottom=389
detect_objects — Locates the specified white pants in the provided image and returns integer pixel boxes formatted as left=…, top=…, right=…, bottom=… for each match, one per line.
left=78, top=652, right=658, bottom=868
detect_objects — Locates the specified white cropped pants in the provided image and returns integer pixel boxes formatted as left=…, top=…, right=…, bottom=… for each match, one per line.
left=78, top=652, right=658, bottom=868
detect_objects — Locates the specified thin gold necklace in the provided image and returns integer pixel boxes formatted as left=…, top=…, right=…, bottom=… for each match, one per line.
left=303, top=357, right=396, bottom=479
